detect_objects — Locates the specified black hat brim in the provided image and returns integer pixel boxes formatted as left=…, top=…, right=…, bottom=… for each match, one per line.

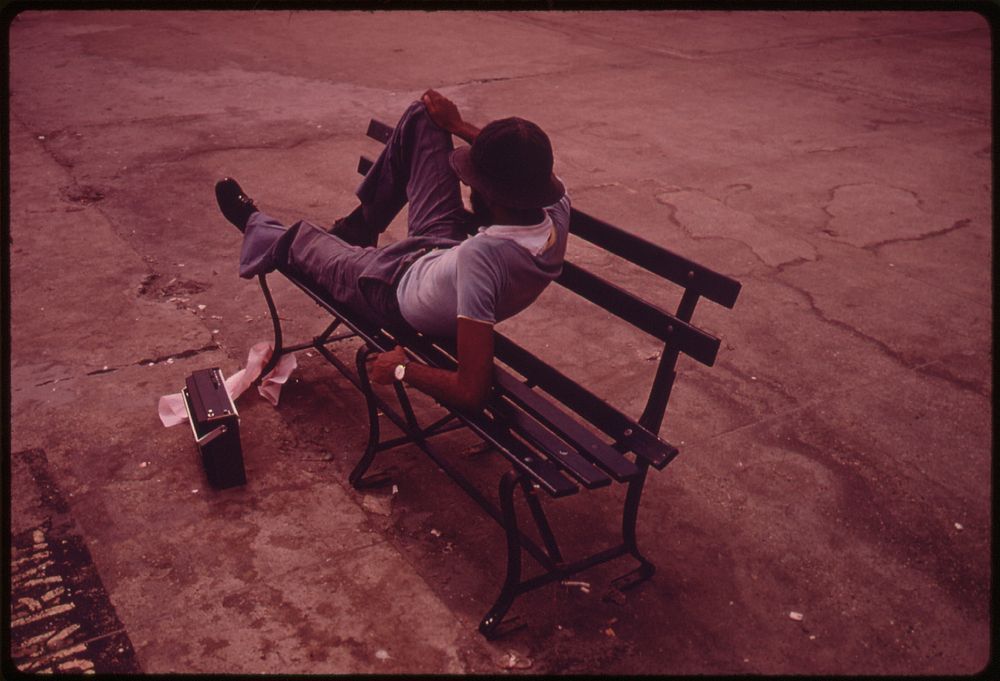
left=450, top=146, right=565, bottom=210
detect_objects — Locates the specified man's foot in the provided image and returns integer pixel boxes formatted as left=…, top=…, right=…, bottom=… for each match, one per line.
left=215, top=178, right=258, bottom=232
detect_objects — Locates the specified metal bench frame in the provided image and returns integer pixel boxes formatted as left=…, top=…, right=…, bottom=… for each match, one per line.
left=253, top=119, right=742, bottom=638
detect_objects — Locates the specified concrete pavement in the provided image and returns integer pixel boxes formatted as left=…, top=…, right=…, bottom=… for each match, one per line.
left=6, top=9, right=992, bottom=675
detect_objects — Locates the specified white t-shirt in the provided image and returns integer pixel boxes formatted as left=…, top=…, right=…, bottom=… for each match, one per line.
left=395, top=194, right=571, bottom=337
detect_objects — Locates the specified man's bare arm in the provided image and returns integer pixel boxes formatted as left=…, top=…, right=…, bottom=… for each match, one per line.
left=366, top=90, right=494, bottom=410
left=368, top=317, right=494, bottom=412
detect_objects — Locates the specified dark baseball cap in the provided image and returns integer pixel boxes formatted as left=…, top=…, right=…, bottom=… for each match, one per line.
left=450, top=117, right=565, bottom=210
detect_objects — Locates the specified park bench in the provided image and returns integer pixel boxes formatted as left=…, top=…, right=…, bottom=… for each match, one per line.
left=252, top=118, right=742, bottom=638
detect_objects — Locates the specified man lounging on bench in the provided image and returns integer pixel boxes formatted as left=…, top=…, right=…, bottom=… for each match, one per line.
left=214, top=89, right=569, bottom=411
left=213, top=90, right=743, bottom=638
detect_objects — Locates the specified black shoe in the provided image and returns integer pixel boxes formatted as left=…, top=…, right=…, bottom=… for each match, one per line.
left=215, top=177, right=258, bottom=232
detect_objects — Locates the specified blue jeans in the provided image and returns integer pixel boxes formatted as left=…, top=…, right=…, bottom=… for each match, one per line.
left=238, top=101, right=473, bottom=327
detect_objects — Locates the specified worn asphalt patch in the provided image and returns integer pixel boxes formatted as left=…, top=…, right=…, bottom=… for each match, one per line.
left=7, top=449, right=142, bottom=675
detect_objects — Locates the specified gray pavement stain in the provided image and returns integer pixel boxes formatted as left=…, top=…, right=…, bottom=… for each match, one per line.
left=9, top=450, right=142, bottom=675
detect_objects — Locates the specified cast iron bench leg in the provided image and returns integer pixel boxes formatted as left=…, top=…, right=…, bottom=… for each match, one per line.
left=613, top=458, right=656, bottom=591
left=256, top=274, right=284, bottom=385
left=349, top=344, right=391, bottom=489
left=520, top=478, right=564, bottom=565
left=479, top=469, right=528, bottom=639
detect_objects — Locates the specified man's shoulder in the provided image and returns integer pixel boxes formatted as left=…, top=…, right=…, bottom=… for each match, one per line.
left=456, top=234, right=520, bottom=266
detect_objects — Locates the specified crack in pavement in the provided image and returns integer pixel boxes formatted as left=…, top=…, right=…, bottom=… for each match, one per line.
left=32, top=377, right=74, bottom=388
left=696, top=26, right=987, bottom=59
left=135, top=342, right=222, bottom=367
left=687, top=338, right=960, bottom=452
left=12, top=112, right=238, bottom=384
left=744, top=425, right=988, bottom=623
left=774, top=255, right=817, bottom=275
left=759, top=68, right=988, bottom=124
left=453, top=74, right=535, bottom=86
left=29, top=114, right=358, bottom=171
left=816, top=185, right=986, bottom=304
left=774, top=278, right=988, bottom=398
left=805, top=145, right=865, bottom=154
left=33, top=113, right=205, bottom=139
left=818, top=181, right=929, bottom=247
left=153, top=130, right=356, bottom=165
left=864, top=118, right=923, bottom=132
left=29, top=343, right=223, bottom=386
left=823, top=181, right=926, bottom=211
left=654, top=189, right=816, bottom=270
left=83, top=367, right=118, bottom=376
left=863, top=218, right=973, bottom=254
left=500, top=14, right=988, bottom=123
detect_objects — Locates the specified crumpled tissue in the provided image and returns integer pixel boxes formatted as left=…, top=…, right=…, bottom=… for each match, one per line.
left=157, top=342, right=297, bottom=427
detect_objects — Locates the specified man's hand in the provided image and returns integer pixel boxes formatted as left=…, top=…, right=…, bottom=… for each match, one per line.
left=364, top=319, right=494, bottom=411
left=422, top=89, right=480, bottom=144
left=422, top=89, right=463, bottom=134
left=367, top=345, right=407, bottom=385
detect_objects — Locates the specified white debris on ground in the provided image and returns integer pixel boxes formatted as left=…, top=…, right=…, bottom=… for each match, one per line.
left=497, top=650, right=532, bottom=670
left=362, top=494, right=394, bottom=516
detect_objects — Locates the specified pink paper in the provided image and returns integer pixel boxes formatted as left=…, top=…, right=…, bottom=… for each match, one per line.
left=157, top=342, right=298, bottom=427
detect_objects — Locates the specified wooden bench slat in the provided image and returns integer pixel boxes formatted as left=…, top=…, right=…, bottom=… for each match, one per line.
left=493, top=334, right=677, bottom=469
left=570, top=209, right=742, bottom=309
left=368, top=326, right=632, bottom=487
left=366, top=119, right=393, bottom=144
left=325, top=330, right=578, bottom=496
left=557, top=262, right=721, bottom=367
left=493, top=371, right=640, bottom=482
left=620, top=427, right=680, bottom=471
left=381, top=332, right=627, bottom=487
left=378, top=323, right=626, bottom=487
left=490, top=397, right=612, bottom=489
left=462, top=409, right=579, bottom=498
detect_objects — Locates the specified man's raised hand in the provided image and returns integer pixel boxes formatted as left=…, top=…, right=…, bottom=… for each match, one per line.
left=422, top=89, right=464, bottom=135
